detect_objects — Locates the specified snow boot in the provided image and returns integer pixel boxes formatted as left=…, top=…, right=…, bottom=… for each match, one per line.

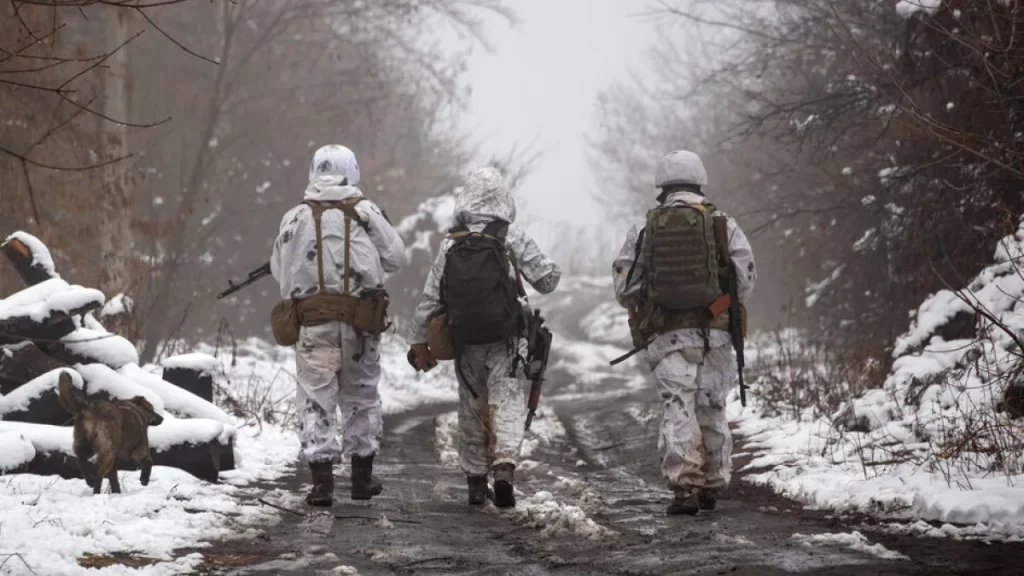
left=492, top=463, right=516, bottom=509
left=305, top=461, right=334, bottom=507
left=467, top=475, right=489, bottom=505
left=667, top=490, right=700, bottom=516
left=698, top=490, right=718, bottom=511
left=351, top=455, right=383, bottom=500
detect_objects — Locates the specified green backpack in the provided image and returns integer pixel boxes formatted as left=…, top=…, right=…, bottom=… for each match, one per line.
left=637, top=202, right=721, bottom=310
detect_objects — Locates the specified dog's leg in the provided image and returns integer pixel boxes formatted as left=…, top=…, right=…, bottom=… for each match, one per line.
left=134, top=447, right=154, bottom=486
left=75, top=447, right=96, bottom=490
left=96, top=454, right=119, bottom=494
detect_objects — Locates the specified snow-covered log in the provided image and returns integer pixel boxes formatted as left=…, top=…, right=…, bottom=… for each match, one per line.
left=0, top=369, right=81, bottom=426
left=0, top=419, right=234, bottom=482
left=0, top=279, right=104, bottom=345
left=2, top=231, right=58, bottom=286
left=0, top=342, right=66, bottom=395
left=161, top=353, right=218, bottom=403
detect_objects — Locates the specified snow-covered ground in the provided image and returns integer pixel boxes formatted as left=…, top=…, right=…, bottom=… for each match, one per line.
left=0, top=332, right=458, bottom=575
left=728, top=222, right=1024, bottom=542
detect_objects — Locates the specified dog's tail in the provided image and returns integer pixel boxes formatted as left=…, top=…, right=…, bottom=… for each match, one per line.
left=57, top=370, right=88, bottom=415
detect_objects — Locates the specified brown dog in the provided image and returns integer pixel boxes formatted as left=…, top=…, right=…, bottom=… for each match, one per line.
left=56, top=371, right=164, bottom=494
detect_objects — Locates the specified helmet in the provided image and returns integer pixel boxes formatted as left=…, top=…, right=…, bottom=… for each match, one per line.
left=308, top=145, right=360, bottom=186
left=655, top=150, right=708, bottom=188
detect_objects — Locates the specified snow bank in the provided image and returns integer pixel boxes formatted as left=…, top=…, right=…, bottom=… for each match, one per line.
left=0, top=430, right=36, bottom=472
left=5, top=230, right=56, bottom=276
left=121, top=364, right=232, bottom=424
left=161, top=353, right=219, bottom=374
left=0, top=368, right=81, bottom=415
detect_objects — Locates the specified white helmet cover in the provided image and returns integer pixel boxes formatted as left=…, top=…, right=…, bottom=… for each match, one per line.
left=308, top=144, right=360, bottom=186
left=655, top=150, right=708, bottom=188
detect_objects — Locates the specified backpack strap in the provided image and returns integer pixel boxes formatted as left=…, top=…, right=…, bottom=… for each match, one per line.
left=304, top=198, right=368, bottom=295
left=481, top=220, right=508, bottom=241
left=624, top=227, right=645, bottom=288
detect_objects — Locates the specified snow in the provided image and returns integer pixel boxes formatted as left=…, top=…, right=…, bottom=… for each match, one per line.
left=100, top=293, right=134, bottom=317
left=804, top=264, right=845, bottom=308
left=160, top=353, right=219, bottom=374
left=0, top=278, right=104, bottom=323
left=792, top=531, right=908, bottom=561
left=0, top=431, right=35, bottom=472
left=0, top=468, right=279, bottom=575
left=0, top=421, right=74, bottom=454
left=61, top=328, right=140, bottom=368
left=149, top=414, right=233, bottom=452
left=0, top=368, right=81, bottom=416
left=5, top=231, right=56, bottom=276
left=509, top=490, right=618, bottom=541
left=74, top=363, right=166, bottom=414
left=896, top=0, right=942, bottom=19
left=121, top=364, right=233, bottom=424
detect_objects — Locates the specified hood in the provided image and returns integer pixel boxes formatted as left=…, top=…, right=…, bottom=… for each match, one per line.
left=304, top=176, right=363, bottom=202
left=309, top=145, right=360, bottom=186
left=455, top=167, right=516, bottom=225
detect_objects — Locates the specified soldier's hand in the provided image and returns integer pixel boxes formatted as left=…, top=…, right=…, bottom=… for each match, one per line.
left=409, top=343, right=437, bottom=372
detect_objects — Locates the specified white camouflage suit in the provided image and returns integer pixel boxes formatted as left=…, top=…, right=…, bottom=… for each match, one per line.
left=408, top=168, right=561, bottom=477
left=271, top=145, right=406, bottom=464
left=614, top=154, right=756, bottom=497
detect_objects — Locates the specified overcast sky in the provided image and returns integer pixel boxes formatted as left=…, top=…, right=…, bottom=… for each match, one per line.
left=461, top=0, right=656, bottom=245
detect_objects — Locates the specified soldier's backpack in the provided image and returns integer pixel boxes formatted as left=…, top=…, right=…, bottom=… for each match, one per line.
left=633, top=202, right=722, bottom=310
left=441, top=221, right=524, bottom=348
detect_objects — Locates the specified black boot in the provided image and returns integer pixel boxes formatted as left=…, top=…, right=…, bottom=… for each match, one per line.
left=492, top=463, right=516, bottom=509
left=467, top=475, right=488, bottom=506
left=305, top=461, right=334, bottom=507
left=698, top=490, right=718, bottom=511
left=666, top=489, right=700, bottom=516
left=351, top=455, right=381, bottom=500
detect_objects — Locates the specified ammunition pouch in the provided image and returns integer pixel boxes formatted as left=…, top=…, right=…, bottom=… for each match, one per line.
left=296, top=291, right=390, bottom=335
left=271, top=299, right=301, bottom=346
left=427, top=311, right=455, bottom=361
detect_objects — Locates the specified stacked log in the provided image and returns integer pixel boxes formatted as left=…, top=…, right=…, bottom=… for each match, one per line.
left=0, top=232, right=238, bottom=484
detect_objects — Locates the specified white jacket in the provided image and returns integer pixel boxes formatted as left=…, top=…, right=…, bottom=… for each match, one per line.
left=271, top=176, right=406, bottom=300
left=613, top=191, right=756, bottom=364
left=407, top=167, right=561, bottom=344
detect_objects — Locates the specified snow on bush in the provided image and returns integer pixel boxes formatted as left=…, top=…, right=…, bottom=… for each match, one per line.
left=895, top=0, right=942, bottom=19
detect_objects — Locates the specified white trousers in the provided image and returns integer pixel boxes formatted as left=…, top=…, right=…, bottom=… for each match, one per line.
left=295, top=322, right=383, bottom=463
left=650, top=345, right=736, bottom=495
left=455, top=342, right=528, bottom=476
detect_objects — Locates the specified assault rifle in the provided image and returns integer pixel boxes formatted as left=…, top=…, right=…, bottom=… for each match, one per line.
left=524, top=308, right=553, bottom=431
left=712, top=217, right=747, bottom=407
left=218, top=262, right=271, bottom=299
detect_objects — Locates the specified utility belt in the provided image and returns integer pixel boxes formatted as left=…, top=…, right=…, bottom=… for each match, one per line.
left=629, top=300, right=746, bottom=350
left=297, top=291, right=390, bottom=333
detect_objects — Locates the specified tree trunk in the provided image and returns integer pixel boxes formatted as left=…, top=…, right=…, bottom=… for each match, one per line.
left=98, top=9, right=135, bottom=300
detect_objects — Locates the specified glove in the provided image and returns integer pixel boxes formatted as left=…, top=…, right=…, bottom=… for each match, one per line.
left=408, top=343, right=437, bottom=372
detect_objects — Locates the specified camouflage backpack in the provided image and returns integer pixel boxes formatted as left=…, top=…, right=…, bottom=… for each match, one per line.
left=639, top=202, right=721, bottom=310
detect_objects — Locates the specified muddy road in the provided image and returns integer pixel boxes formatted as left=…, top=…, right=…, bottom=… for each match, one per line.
left=196, top=283, right=1022, bottom=575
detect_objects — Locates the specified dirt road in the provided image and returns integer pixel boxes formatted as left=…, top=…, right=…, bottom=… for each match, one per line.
left=193, top=284, right=1022, bottom=575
